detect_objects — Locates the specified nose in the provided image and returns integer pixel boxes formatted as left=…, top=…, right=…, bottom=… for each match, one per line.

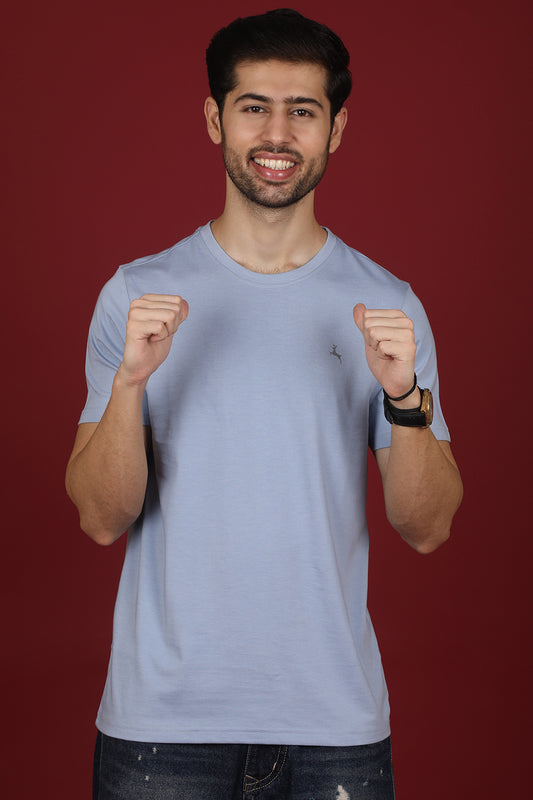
left=261, top=109, right=292, bottom=146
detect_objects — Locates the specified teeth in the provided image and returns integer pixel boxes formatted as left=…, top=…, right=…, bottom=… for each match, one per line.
left=253, top=157, right=295, bottom=170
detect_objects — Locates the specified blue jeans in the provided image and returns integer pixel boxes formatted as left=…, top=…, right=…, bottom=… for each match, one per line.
left=93, top=732, right=395, bottom=799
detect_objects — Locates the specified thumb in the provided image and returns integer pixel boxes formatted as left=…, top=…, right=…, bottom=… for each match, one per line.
left=353, top=303, right=366, bottom=333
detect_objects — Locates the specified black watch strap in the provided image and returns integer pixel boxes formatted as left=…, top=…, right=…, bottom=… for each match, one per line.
left=383, top=388, right=433, bottom=428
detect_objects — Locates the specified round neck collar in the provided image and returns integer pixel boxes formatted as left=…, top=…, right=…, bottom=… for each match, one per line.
left=199, top=222, right=337, bottom=285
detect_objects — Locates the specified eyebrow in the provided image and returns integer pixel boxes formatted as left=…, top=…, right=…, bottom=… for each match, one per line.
left=233, top=93, right=324, bottom=110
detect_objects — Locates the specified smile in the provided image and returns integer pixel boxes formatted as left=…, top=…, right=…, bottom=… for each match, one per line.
left=252, top=157, right=296, bottom=170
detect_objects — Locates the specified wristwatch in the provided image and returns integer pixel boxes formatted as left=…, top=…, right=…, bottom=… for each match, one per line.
left=383, top=387, right=433, bottom=428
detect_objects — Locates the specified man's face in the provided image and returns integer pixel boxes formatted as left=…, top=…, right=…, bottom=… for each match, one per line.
left=210, top=60, right=345, bottom=209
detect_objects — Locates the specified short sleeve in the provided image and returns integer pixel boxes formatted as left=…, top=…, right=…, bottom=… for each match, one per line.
left=368, top=286, right=450, bottom=451
left=78, top=268, right=150, bottom=425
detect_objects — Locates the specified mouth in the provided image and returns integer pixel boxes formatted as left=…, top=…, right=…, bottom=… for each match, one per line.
left=252, top=157, right=296, bottom=170
left=250, top=154, right=299, bottom=182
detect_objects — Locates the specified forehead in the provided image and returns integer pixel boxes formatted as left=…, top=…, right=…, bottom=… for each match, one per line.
left=230, top=59, right=329, bottom=103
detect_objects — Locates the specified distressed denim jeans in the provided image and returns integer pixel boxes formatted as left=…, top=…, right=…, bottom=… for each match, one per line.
left=93, top=732, right=395, bottom=799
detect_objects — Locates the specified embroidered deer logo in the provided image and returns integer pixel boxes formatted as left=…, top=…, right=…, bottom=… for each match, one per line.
left=330, top=344, right=342, bottom=365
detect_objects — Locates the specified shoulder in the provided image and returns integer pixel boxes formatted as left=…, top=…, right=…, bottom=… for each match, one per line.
left=328, top=233, right=412, bottom=306
left=96, top=226, right=208, bottom=312
left=119, top=226, right=206, bottom=283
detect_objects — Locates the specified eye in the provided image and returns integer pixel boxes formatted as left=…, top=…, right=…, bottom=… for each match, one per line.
left=244, top=105, right=266, bottom=113
left=292, top=108, right=313, bottom=117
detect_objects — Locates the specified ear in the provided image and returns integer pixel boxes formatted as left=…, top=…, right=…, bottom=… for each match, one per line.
left=204, top=97, right=222, bottom=144
left=328, top=107, right=348, bottom=154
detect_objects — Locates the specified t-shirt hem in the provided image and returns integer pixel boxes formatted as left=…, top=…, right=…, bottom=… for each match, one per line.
left=95, top=716, right=391, bottom=747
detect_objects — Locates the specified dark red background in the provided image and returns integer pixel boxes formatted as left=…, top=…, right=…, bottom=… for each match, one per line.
left=3, top=0, right=531, bottom=796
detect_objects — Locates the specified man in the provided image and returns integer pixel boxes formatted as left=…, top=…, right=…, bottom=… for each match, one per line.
left=66, top=9, right=462, bottom=799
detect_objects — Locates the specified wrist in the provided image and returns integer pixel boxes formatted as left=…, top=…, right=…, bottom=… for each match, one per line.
left=388, top=387, right=422, bottom=410
left=383, top=373, right=419, bottom=409
left=114, top=364, right=149, bottom=393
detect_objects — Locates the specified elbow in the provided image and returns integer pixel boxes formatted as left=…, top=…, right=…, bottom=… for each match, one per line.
left=80, top=518, right=126, bottom=546
left=66, top=475, right=136, bottom=545
left=390, top=513, right=453, bottom=554
left=77, top=503, right=135, bottom=545
left=412, top=480, right=463, bottom=554
left=409, top=528, right=451, bottom=554
left=388, top=479, right=462, bottom=555
left=67, top=491, right=130, bottom=546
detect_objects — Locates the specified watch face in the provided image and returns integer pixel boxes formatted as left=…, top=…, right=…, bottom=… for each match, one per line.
left=421, top=389, right=433, bottom=426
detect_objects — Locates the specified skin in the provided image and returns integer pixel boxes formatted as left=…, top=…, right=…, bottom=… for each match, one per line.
left=215, top=61, right=335, bottom=211
left=205, top=61, right=347, bottom=273
left=66, top=59, right=462, bottom=550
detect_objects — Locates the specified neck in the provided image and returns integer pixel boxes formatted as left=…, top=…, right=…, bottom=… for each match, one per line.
left=210, top=182, right=326, bottom=274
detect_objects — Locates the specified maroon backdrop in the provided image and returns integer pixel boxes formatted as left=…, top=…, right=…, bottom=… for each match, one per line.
left=3, top=0, right=531, bottom=796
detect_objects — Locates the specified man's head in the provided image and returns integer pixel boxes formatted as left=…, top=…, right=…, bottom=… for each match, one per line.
left=206, top=8, right=352, bottom=126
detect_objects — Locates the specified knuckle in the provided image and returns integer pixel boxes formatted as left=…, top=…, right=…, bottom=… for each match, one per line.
left=167, top=309, right=180, bottom=325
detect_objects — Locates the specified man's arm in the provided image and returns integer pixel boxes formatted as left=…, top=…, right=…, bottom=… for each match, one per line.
left=354, top=303, right=463, bottom=553
left=65, top=294, right=188, bottom=546
left=375, top=435, right=462, bottom=553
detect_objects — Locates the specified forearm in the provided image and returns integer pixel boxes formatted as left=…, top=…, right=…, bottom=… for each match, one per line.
left=379, top=426, right=463, bottom=553
left=66, top=368, right=149, bottom=545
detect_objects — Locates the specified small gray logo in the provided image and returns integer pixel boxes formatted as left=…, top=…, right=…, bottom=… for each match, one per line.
left=330, top=344, right=342, bottom=365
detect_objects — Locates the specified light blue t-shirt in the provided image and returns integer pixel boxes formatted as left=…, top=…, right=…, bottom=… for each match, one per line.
left=80, top=223, right=449, bottom=745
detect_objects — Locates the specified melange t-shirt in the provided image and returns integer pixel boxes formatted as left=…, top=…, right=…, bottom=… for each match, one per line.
left=80, top=223, right=449, bottom=745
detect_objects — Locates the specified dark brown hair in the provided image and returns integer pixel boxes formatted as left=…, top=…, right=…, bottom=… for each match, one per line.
left=206, top=8, right=352, bottom=123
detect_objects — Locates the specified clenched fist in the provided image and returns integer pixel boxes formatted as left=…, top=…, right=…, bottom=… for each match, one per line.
left=120, top=294, right=189, bottom=386
left=353, top=303, right=416, bottom=401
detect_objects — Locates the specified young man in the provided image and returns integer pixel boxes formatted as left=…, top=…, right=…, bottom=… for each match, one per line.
left=66, top=9, right=462, bottom=799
